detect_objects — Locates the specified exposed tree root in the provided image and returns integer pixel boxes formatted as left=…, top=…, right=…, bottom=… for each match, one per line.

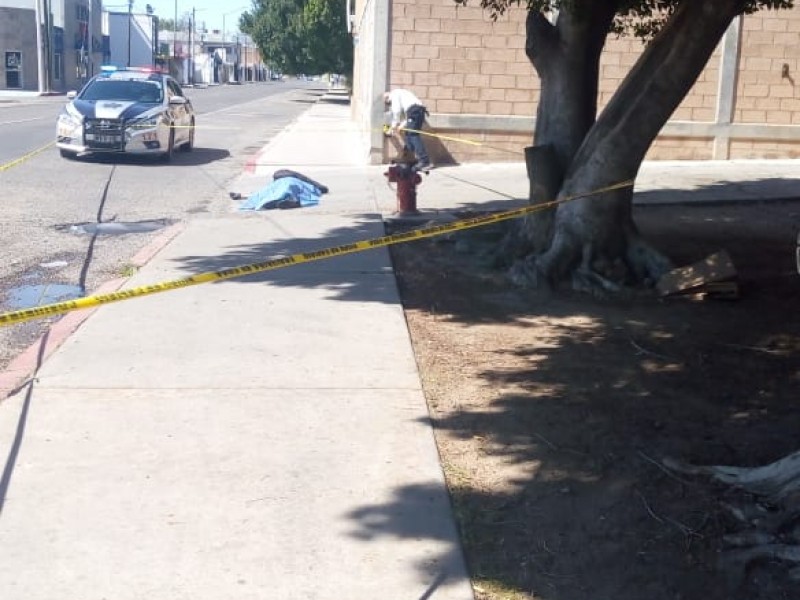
left=664, top=451, right=800, bottom=587
left=664, top=451, right=800, bottom=505
left=505, top=228, right=672, bottom=296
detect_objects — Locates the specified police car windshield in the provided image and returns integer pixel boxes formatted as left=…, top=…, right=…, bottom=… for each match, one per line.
left=81, top=79, right=163, bottom=103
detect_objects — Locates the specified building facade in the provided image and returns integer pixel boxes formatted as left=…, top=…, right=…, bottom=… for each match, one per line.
left=106, top=10, right=158, bottom=71
left=352, top=1, right=800, bottom=164
left=0, top=1, right=38, bottom=91
left=0, top=0, right=103, bottom=93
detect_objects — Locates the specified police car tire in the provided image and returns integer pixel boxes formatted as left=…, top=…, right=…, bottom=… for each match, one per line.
left=181, top=120, right=195, bottom=152
left=162, top=129, right=175, bottom=162
left=59, top=149, right=77, bottom=160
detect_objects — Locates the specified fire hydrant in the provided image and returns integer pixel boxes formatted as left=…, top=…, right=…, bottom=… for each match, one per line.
left=384, top=161, right=423, bottom=216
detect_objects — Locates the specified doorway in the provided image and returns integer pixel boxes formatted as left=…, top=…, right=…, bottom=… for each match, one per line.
left=5, top=51, right=22, bottom=89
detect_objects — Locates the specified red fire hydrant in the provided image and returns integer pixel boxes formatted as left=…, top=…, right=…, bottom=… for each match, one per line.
left=384, top=162, right=422, bottom=216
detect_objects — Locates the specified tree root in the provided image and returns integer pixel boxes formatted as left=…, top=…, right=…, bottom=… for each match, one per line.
left=505, top=231, right=671, bottom=296
left=664, top=451, right=800, bottom=588
left=664, top=451, right=800, bottom=505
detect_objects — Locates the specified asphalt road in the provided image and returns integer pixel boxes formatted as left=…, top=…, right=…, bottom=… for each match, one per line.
left=0, top=79, right=329, bottom=372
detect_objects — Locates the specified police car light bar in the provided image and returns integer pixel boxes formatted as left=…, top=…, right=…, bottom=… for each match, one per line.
left=100, top=65, right=165, bottom=74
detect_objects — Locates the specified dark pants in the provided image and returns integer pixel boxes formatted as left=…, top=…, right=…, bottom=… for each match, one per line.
left=404, top=104, right=430, bottom=165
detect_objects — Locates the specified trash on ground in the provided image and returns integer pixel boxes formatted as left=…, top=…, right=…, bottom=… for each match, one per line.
left=65, top=220, right=171, bottom=236
left=656, top=249, right=738, bottom=299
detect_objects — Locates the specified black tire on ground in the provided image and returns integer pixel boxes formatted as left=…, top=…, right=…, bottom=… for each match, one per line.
left=180, top=119, right=195, bottom=152
left=161, top=128, right=175, bottom=162
left=59, top=149, right=77, bottom=160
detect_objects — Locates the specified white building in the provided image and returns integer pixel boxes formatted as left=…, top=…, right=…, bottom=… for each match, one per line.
left=1, top=1, right=265, bottom=93
left=105, top=9, right=157, bottom=71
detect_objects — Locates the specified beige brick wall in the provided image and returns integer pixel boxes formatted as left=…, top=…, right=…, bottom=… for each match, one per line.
left=735, top=8, right=800, bottom=125
left=376, top=1, right=800, bottom=163
left=645, top=138, right=714, bottom=161
left=390, top=1, right=536, bottom=118
left=730, top=139, right=800, bottom=159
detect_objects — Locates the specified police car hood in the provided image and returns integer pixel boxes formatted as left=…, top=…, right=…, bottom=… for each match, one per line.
left=72, top=99, right=160, bottom=120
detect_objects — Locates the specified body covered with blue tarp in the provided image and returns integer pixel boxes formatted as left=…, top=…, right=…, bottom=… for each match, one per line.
left=238, top=176, right=324, bottom=211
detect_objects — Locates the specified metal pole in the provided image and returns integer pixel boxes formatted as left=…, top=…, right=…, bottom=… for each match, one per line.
left=42, top=0, right=51, bottom=92
left=127, top=0, right=133, bottom=67
left=34, top=0, right=44, bottom=93
left=88, top=0, right=93, bottom=77
left=173, top=0, right=177, bottom=66
left=190, top=8, right=195, bottom=86
left=152, top=15, right=157, bottom=68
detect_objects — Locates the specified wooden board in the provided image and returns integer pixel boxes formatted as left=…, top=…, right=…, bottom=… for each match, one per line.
left=656, top=250, right=737, bottom=296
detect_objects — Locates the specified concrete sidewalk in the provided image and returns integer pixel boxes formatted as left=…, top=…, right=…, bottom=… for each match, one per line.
left=2, top=88, right=800, bottom=599
left=0, top=92, right=474, bottom=599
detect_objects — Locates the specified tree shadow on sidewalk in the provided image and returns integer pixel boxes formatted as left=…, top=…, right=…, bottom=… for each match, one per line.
left=346, top=199, right=800, bottom=600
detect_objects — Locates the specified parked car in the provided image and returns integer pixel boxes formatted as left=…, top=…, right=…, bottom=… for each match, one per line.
left=56, top=66, right=195, bottom=161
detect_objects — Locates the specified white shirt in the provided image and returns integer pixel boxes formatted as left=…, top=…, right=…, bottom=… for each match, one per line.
left=386, top=89, right=423, bottom=128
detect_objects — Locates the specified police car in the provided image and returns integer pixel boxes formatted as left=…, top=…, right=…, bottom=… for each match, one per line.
left=56, top=66, right=195, bottom=161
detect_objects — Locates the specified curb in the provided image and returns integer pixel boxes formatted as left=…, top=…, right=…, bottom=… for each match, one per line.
left=0, top=222, right=185, bottom=400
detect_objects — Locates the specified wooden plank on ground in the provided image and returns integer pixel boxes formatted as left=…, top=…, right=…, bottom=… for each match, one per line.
left=656, top=250, right=737, bottom=296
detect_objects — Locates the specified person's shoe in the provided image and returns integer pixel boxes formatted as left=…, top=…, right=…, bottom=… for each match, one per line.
left=414, top=162, right=432, bottom=172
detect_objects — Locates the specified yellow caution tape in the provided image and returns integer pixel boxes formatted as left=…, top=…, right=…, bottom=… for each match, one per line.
left=392, top=127, right=520, bottom=155
left=0, top=179, right=633, bottom=328
left=0, top=142, right=56, bottom=173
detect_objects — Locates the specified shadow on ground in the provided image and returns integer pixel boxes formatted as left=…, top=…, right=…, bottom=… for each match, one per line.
left=171, top=215, right=402, bottom=305
left=72, top=147, right=231, bottom=167
left=345, top=198, right=800, bottom=600
left=635, top=177, right=800, bottom=205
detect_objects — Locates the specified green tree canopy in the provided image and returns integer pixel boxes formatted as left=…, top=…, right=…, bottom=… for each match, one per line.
left=240, top=0, right=353, bottom=76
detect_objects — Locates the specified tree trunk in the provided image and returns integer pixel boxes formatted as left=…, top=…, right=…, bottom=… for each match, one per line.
left=499, top=5, right=615, bottom=263
left=512, top=0, right=748, bottom=292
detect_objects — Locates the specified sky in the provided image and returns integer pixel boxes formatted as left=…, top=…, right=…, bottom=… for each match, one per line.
left=105, top=1, right=251, bottom=35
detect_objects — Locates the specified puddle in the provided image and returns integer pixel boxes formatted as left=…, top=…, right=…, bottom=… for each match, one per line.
left=5, top=284, right=84, bottom=310
left=62, top=219, right=172, bottom=236
left=40, top=260, right=69, bottom=269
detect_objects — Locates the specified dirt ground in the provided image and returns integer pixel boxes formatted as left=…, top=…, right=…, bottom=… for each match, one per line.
left=388, top=199, right=800, bottom=600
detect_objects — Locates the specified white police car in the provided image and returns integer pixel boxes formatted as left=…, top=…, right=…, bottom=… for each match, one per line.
left=56, top=66, right=195, bottom=161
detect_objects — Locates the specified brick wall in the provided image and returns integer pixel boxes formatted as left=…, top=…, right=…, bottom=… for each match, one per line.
left=359, top=0, right=800, bottom=163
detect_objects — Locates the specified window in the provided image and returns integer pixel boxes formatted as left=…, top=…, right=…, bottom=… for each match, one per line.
left=167, top=80, right=184, bottom=98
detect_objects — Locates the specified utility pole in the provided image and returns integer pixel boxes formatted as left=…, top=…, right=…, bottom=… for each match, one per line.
left=35, top=0, right=44, bottom=93
left=189, top=7, right=195, bottom=86
left=127, top=0, right=134, bottom=67
left=173, top=0, right=177, bottom=72
left=42, top=0, right=52, bottom=92
left=87, top=0, right=92, bottom=79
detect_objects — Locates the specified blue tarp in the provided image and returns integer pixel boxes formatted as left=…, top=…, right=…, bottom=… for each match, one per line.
left=238, top=176, right=323, bottom=211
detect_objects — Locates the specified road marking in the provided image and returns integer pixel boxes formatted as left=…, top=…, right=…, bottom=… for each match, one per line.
left=0, top=117, right=48, bottom=126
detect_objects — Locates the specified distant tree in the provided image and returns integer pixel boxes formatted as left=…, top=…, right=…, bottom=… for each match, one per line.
left=302, top=0, right=353, bottom=75
left=157, top=14, right=191, bottom=32
left=456, top=0, right=792, bottom=294
left=240, top=0, right=352, bottom=76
